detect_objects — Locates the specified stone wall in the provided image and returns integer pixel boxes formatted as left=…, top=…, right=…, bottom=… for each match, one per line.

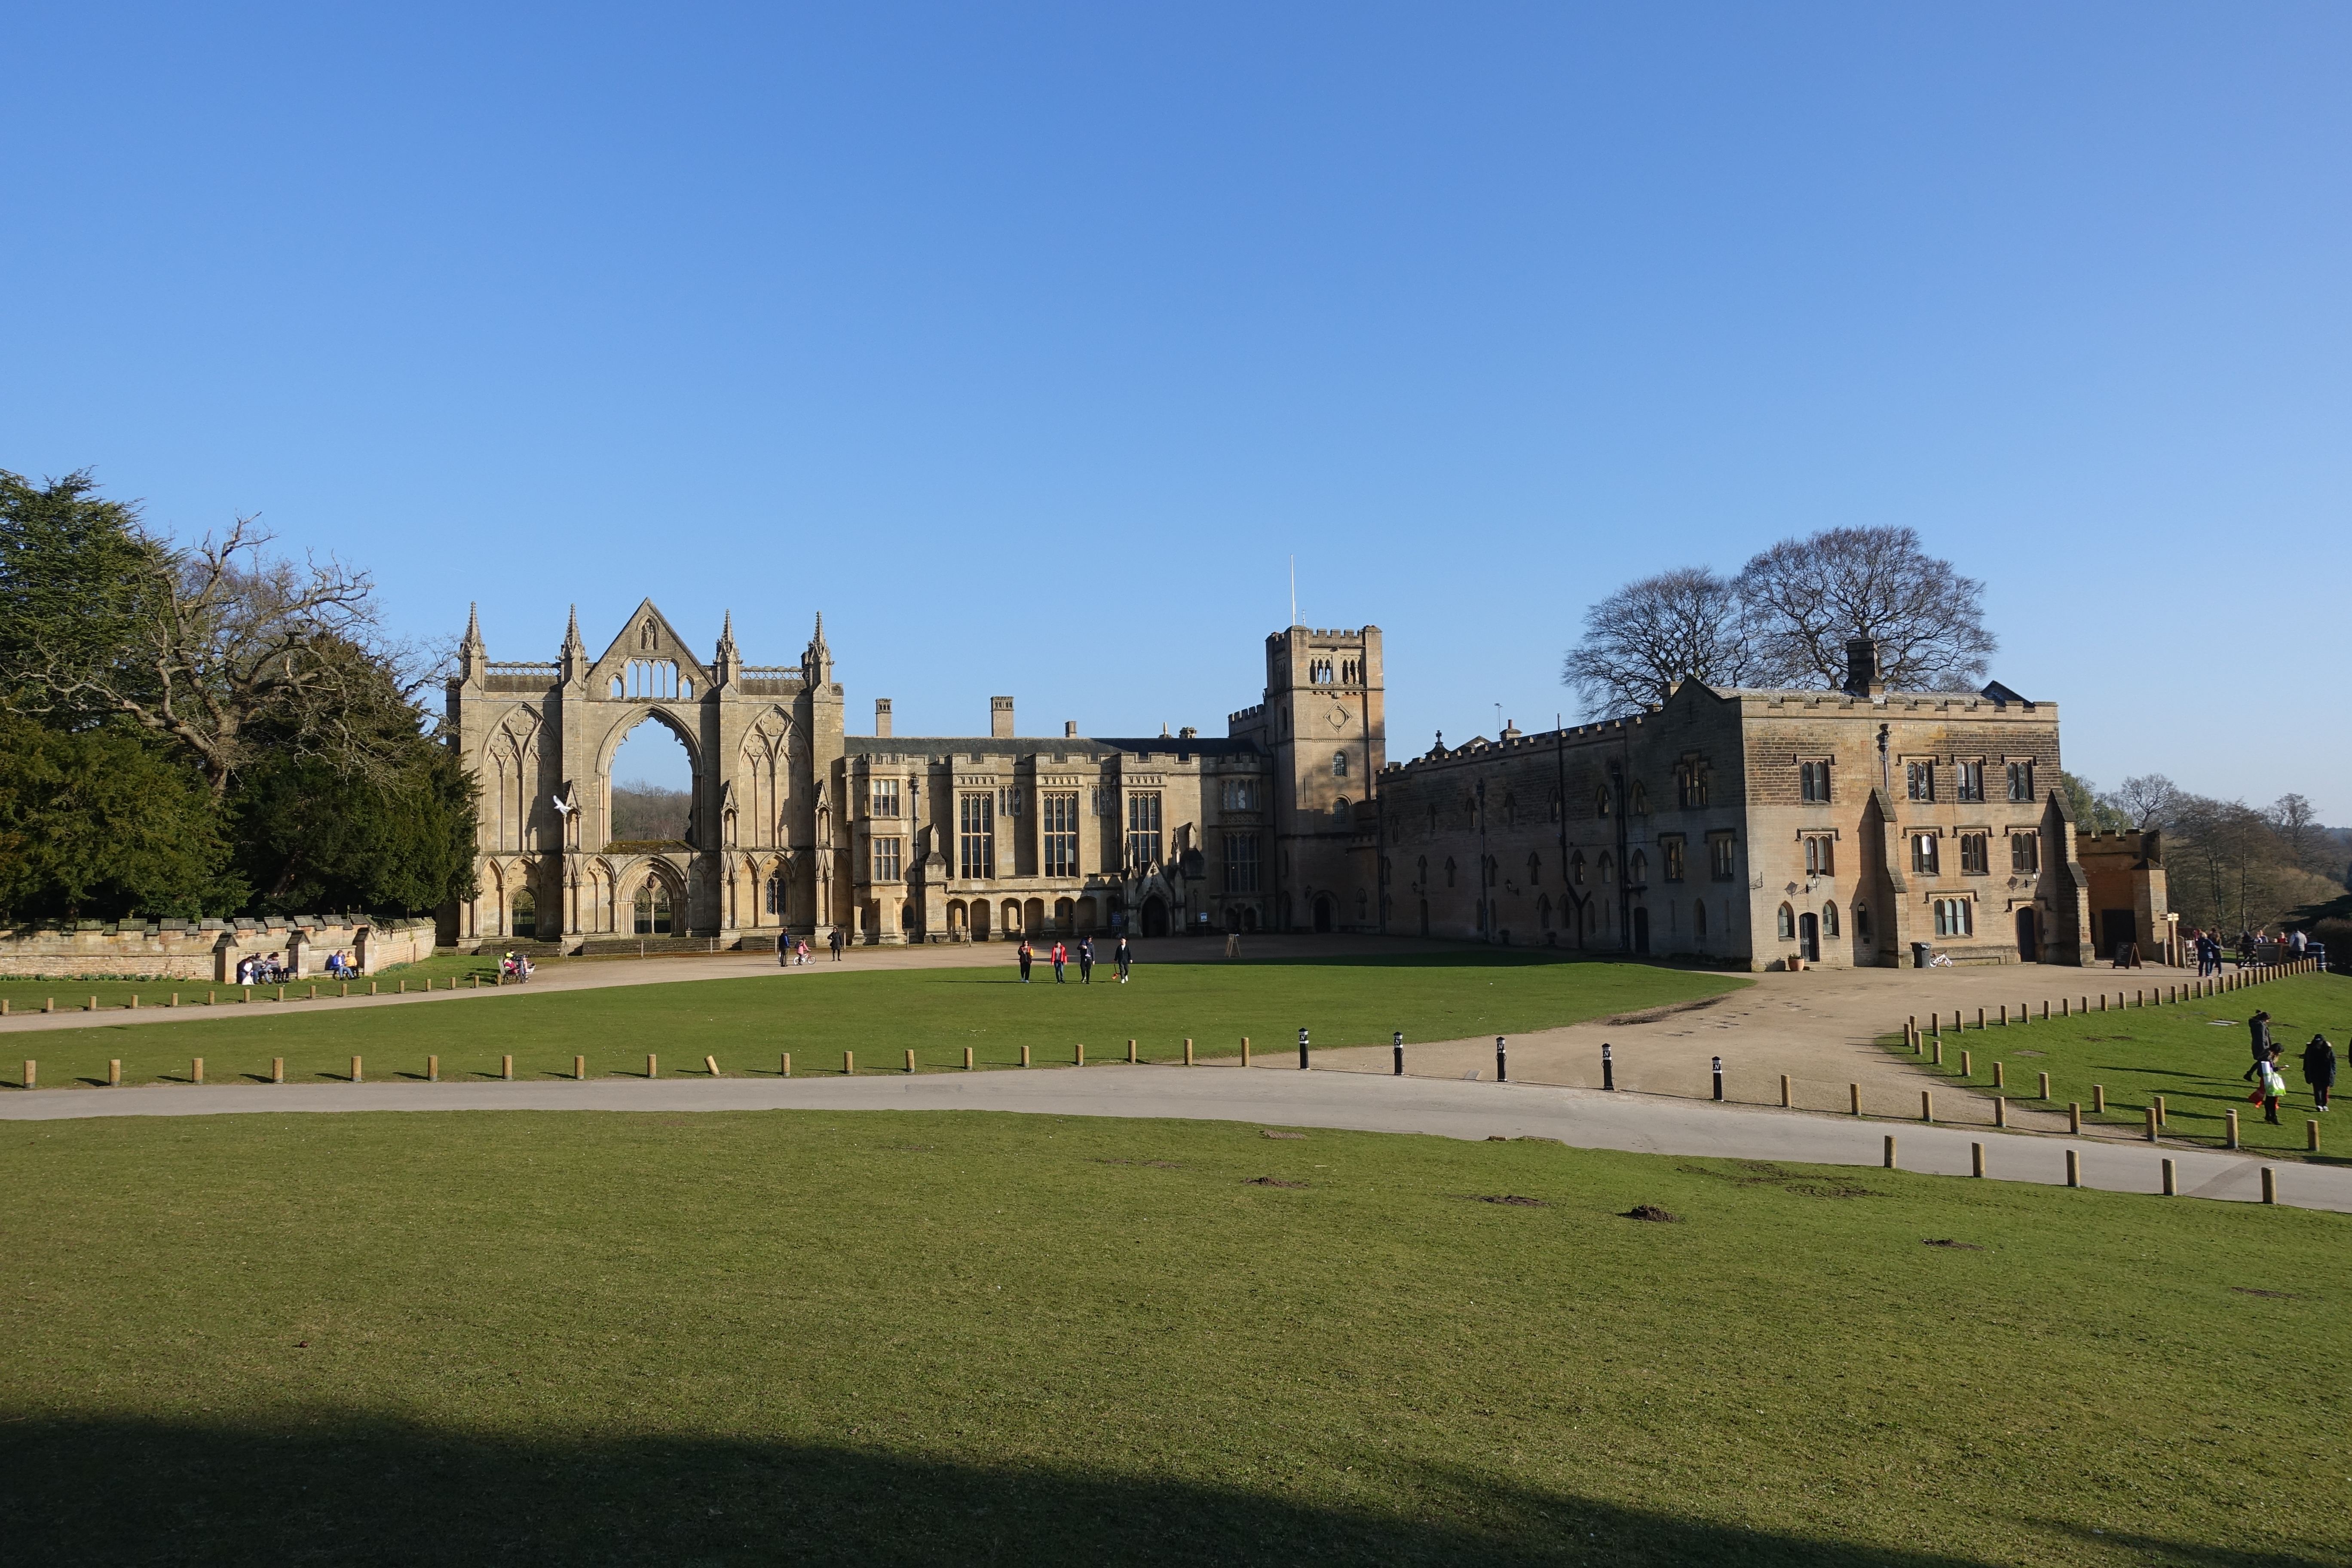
left=0, top=917, right=438, bottom=980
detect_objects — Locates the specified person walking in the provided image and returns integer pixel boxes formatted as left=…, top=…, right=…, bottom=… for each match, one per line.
left=830, top=928, right=844, bottom=962
left=1017, top=938, right=1033, bottom=983
left=1051, top=940, right=1067, bottom=983
left=2258, top=1048, right=2287, bottom=1124
left=1077, top=937, right=1093, bottom=984
left=778, top=935, right=791, bottom=970
left=2244, top=1010, right=2274, bottom=1082
left=1114, top=934, right=1132, bottom=983
left=2303, top=1033, right=2337, bottom=1111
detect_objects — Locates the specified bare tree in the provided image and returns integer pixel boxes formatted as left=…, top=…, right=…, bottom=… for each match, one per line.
left=2104, top=774, right=2183, bottom=830
left=1735, top=526, right=1996, bottom=691
left=2268, top=793, right=2319, bottom=864
left=1561, top=567, right=1767, bottom=718
left=24, top=518, right=404, bottom=795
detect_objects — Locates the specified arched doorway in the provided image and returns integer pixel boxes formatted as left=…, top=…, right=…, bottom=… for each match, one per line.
left=1142, top=896, right=1170, bottom=937
left=511, top=887, right=537, bottom=940
left=2016, top=906, right=2039, bottom=962
left=1313, top=894, right=1334, bottom=933
left=633, top=877, right=674, bottom=936
left=1632, top=906, right=1651, bottom=954
left=1798, top=911, right=1819, bottom=963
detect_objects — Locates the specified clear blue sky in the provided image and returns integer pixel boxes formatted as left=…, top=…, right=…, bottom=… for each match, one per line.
left=8, top=4, right=2347, bottom=807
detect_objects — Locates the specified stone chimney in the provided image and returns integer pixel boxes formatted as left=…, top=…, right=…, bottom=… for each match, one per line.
left=1844, top=637, right=1885, bottom=697
left=874, top=698, right=892, bottom=738
left=1064, top=720, right=1077, bottom=738
left=991, top=696, right=1015, bottom=738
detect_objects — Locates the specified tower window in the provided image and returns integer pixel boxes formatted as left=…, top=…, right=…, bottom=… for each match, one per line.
left=1906, top=761, right=1935, bottom=801
left=1960, top=833, right=1989, bottom=875
left=1224, top=833, right=1261, bottom=893
left=1042, top=792, right=1079, bottom=877
left=1332, top=750, right=1348, bottom=778
left=2010, top=833, right=2040, bottom=873
left=1956, top=761, right=1984, bottom=802
left=1800, top=760, right=1831, bottom=803
left=959, top=793, right=995, bottom=879
left=1126, top=792, right=1163, bottom=868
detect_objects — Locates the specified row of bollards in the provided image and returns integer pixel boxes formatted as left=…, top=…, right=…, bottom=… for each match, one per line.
left=1877, top=1135, right=2276, bottom=1203
left=1902, top=959, right=2324, bottom=1051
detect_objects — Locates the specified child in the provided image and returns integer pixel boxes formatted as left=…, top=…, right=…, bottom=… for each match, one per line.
left=2259, top=1049, right=2287, bottom=1125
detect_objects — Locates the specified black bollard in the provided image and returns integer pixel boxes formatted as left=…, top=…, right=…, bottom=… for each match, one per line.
left=1392, top=1030, right=1404, bottom=1077
left=1602, top=1042, right=1615, bottom=1091
left=1711, top=1056, right=1724, bottom=1101
left=1298, top=1026, right=1310, bottom=1070
left=1496, top=1035, right=1507, bottom=1082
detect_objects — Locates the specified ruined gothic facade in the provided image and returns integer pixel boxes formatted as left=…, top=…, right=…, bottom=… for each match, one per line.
left=446, top=607, right=2158, bottom=968
left=444, top=602, right=1379, bottom=952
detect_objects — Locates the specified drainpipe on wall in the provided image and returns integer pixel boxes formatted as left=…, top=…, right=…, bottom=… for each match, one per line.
left=1555, top=715, right=1574, bottom=949
left=1476, top=778, right=1490, bottom=942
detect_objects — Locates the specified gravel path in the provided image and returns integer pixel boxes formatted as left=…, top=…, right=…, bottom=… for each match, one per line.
left=4, top=1058, right=2339, bottom=1213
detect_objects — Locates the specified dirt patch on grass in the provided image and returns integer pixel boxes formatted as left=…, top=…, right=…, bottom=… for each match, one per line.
left=1599, top=995, right=1730, bottom=1027
left=1922, top=1238, right=1984, bottom=1250
left=1243, top=1176, right=1308, bottom=1188
left=1679, top=1160, right=1883, bottom=1199
left=1454, top=1194, right=1550, bottom=1207
left=1622, top=1204, right=1681, bottom=1222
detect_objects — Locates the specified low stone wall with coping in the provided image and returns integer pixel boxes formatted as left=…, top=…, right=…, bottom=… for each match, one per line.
left=0, top=917, right=439, bottom=980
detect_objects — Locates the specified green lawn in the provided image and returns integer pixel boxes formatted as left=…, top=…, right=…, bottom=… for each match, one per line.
left=1881, top=970, right=2351, bottom=1162
left=2, top=1110, right=2343, bottom=1565
left=5, top=949, right=1745, bottom=1090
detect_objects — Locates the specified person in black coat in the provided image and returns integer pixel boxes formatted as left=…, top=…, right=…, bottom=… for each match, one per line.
left=2244, top=1010, right=2273, bottom=1081
left=2303, top=1034, right=2337, bottom=1111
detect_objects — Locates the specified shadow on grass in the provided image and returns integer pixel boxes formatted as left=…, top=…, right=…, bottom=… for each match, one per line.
left=2, top=1412, right=2037, bottom=1568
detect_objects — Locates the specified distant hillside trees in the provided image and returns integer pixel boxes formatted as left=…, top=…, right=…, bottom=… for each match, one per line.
left=2073, top=771, right=2352, bottom=940
left=0, top=469, right=476, bottom=922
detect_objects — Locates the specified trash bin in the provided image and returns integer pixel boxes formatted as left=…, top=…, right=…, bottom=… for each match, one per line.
left=1911, top=941, right=1934, bottom=969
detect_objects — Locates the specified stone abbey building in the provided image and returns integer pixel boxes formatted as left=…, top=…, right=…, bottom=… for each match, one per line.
left=447, top=605, right=2165, bottom=968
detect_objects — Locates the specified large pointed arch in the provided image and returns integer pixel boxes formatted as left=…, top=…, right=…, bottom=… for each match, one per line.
left=594, top=705, right=703, bottom=851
